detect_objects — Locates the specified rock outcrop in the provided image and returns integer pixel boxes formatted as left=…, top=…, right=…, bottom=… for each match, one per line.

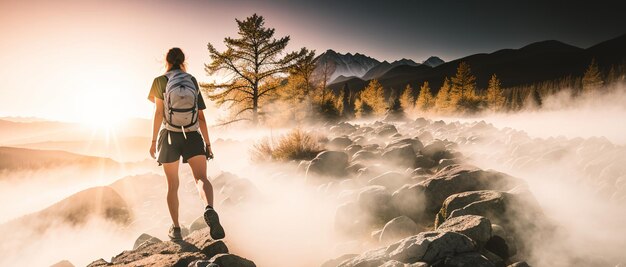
left=87, top=228, right=255, bottom=267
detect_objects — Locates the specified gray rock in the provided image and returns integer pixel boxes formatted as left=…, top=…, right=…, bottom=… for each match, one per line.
left=380, top=216, right=419, bottom=243
left=419, top=165, right=522, bottom=216
left=110, top=228, right=228, bottom=265
left=387, top=231, right=475, bottom=264
left=329, top=137, right=353, bottom=150
left=443, top=252, right=495, bottom=267
left=50, top=260, right=75, bottom=267
left=209, top=254, right=256, bottom=267
left=381, top=144, right=418, bottom=168
left=322, top=254, right=359, bottom=267
left=345, top=144, right=363, bottom=157
left=507, top=262, right=530, bottom=267
left=357, top=186, right=394, bottom=224
left=352, top=150, right=379, bottom=163
left=486, top=224, right=516, bottom=260
left=379, top=260, right=428, bottom=267
left=368, top=172, right=412, bottom=192
left=133, top=233, right=162, bottom=250
left=188, top=260, right=219, bottom=267
left=86, top=259, right=108, bottom=267
left=390, top=184, right=427, bottom=224
left=190, top=216, right=209, bottom=233
left=436, top=215, right=492, bottom=246
left=436, top=190, right=505, bottom=227
left=307, top=151, right=349, bottom=178
left=386, top=138, right=424, bottom=153
left=375, top=124, right=399, bottom=137
left=414, top=155, right=436, bottom=169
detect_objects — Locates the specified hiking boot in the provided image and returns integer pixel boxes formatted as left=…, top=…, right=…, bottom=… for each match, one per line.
left=204, top=206, right=225, bottom=240
left=168, top=224, right=183, bottom=241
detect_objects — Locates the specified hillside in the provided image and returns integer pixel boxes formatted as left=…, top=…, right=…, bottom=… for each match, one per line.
left=329, top=33, right=626, bottom=95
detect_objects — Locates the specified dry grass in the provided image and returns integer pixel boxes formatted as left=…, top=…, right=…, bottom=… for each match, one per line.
left=251, top=128, right=322, bottom=162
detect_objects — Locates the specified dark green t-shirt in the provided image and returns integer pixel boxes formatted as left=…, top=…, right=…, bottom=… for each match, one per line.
left=147, top=74, right=207, bottom=110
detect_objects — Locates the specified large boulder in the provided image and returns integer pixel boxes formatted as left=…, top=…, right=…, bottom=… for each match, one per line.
left=379, top=216, right=420, bottom=243
left=386, top=138, right=424, bottom=153
left=307, top=151, right=349, bottom=178
left=357, top=186, right=395, bottom=225
left=435, top=189, right=548, bottom=259
left=418, top=165, right=523, bottom=216
left=436, top=215, right=492, bottom=246
left=390, top=184, right=427, bottom=224
left=338, top=231, right=476, bottom=266
left=435, top=190, right=506, bottom=227
left=375, top=124, right=398, bottom=138
left=381, top=144, right=418, bottom=168
left=328, top=137, right=353, bottom=150
left=352, top=150, right=380, bottom=163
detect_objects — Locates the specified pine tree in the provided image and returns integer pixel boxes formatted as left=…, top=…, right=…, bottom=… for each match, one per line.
left=288, top=49, right=317, bottom=98
left=435, top=78, right=452, bottom=112
left=399, top=84, right=416, bottom=112
left=582, top=58, right=603, bottom=94
left=203, top=14, right=306, bottom=125
left=486, top=74, right=506, bottom=111
left=415, top=81, right=434, bottom=111
left=450, top=62, right=477, bottom=104
left=358, top=79, right=386, bottom=116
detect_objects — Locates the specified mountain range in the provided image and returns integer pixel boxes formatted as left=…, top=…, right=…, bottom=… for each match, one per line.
left=312, top=49, right=445, bottom=83
left=323, top=33, right=626, bottom=96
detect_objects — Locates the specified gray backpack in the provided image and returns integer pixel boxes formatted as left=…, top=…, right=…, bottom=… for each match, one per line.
left=163, top=70, right=199, bottom=133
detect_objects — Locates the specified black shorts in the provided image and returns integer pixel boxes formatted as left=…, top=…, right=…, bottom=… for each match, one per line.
left=157, top=129, right=207, bottom=165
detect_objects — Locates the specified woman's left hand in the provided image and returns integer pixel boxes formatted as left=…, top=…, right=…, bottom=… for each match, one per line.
left=206, top=144, right=214, bottom=160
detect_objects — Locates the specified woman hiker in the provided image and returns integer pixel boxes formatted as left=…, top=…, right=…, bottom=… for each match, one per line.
left=148, top=47, right=225, bottom=241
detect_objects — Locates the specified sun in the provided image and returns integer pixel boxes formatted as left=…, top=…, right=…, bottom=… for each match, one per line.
left=83, top=113, right=122, bottom=131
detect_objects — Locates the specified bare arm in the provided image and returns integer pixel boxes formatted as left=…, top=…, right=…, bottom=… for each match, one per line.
left=149, top=98, right=164, bottom=159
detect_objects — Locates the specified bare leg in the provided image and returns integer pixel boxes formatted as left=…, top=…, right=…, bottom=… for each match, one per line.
left=163, top=161, right=180, bottom=227
left=187, top=155, right=214, bottom=207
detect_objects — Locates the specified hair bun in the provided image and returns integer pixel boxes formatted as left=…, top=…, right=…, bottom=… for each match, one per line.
left=166, top=47, right=185, bottom=68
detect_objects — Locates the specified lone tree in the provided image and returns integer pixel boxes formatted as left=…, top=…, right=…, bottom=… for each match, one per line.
left=582, top=58, right=603, bottom=94
left=486, top=74, right=506, bottom=111
left=203, top=13, right=306, bottom=125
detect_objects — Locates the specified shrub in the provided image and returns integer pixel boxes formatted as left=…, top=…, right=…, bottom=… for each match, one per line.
left=251, top=128, right=322, bottom=162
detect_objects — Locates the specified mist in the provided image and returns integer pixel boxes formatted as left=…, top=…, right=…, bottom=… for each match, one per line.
left=1, top=87, right=626, bottom=267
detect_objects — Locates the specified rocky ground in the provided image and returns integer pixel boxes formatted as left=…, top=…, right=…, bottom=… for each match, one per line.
left=71, top=116, right=625, bottom=267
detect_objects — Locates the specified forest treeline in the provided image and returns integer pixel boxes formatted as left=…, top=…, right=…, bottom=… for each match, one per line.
left=202, top=14, right=626, bottom=125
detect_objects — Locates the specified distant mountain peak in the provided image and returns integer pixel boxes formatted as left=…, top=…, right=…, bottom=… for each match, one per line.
left=422, top=56, right=445, bottom=67
left=314, top=50, right=381, bottom=81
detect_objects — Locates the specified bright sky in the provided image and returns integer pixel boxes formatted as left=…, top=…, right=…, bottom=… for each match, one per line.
left=1, top=0, right=623, bottom=124
left=0, top=0, right=302, bottom=123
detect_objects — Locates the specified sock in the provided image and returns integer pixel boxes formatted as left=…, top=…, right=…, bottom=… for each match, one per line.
left=206, top=204, right=214, bottom=210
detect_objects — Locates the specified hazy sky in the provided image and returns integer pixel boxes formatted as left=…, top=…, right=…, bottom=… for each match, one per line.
left=1, top=0, right=624, bottom=122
